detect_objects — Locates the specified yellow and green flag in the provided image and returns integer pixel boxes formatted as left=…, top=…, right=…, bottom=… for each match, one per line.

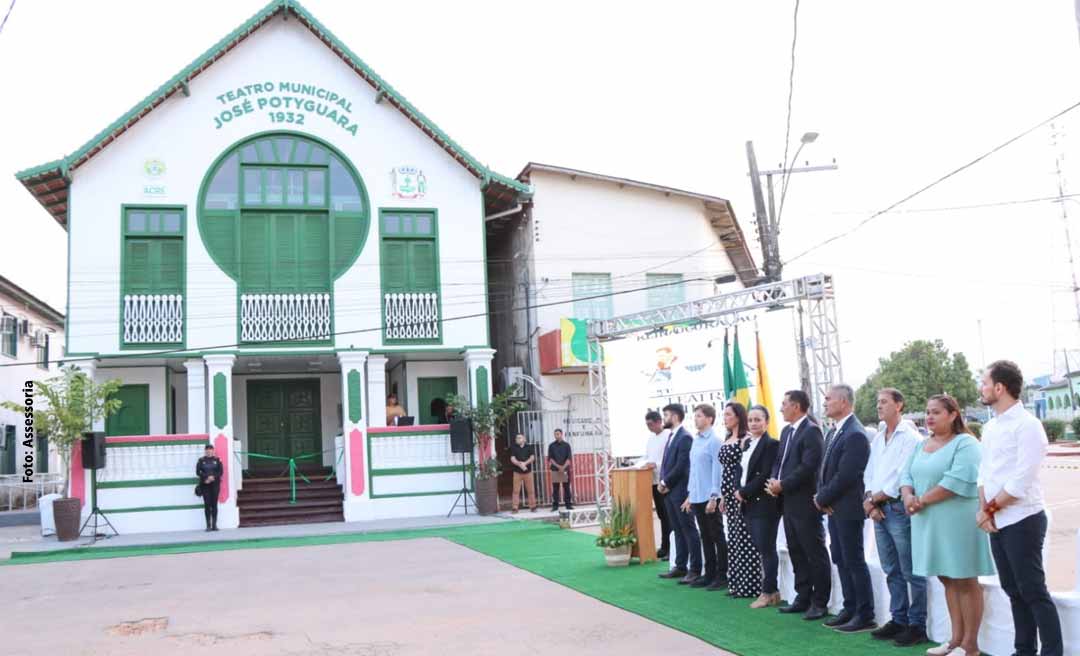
left=731, top=328, right=751, bottom=407
left=722, top=330, right=735, bottom=400
left=755, top=328, right=780, bottom=438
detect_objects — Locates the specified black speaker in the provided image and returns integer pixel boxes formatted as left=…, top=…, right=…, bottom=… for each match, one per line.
left=81, top=431, right=107, bottom=470
left=449, top=418, right=474, bottom=454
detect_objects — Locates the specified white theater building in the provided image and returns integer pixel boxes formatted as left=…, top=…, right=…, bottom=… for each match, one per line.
left=15, top=0, right=529, bottom=532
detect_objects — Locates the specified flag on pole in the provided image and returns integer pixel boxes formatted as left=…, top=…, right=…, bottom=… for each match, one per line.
left=722, top=329, right=735, bottom=400
left=731, top=328, right=752, bottom=407
left=755, top=327, right=780, bottom=438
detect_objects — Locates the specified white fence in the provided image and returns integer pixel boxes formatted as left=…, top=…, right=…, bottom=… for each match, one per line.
left=123, top=294, right=184, bottom=343
left=384, top=292, right=440, bottom=340
left=240, top=293, right=332, bottom=342
left=0, top=473, right=64, bottom=511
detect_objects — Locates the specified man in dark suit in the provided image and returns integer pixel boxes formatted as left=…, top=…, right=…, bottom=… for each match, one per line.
left=767, top=390, right=830, bottom=620
left=656, top=403, right=701, bottom=583
left=736, top=404, right=782, bottom=608
left=816, top=384, right=875, bottom=632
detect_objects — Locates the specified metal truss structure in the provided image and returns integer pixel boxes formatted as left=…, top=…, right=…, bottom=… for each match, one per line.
left=577, top=273, right=842, bottom=526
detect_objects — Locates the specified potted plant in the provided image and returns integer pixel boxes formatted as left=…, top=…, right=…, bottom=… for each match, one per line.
left=595, top=499, right=637, bottom=566
left=447, top=385, right=526, bottom=515
left=3, top=366, right=121, bottom=541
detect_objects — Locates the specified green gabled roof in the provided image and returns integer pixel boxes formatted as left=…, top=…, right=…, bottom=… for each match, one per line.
left=16, top=0, right=530, bottom=227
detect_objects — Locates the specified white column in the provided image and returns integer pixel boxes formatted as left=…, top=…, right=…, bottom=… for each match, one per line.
left=203, top=354, right=238, bottom=528
left=339, top=351, right=369, bottom=521
left=366, top=355, right=389, bottom=428
left=463, top=348, right=496, bottom=460
left=183, top=359, right=207, bottom=436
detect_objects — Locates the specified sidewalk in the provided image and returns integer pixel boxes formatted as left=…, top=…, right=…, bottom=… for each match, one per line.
left=2, top=512, right=508, bottom=560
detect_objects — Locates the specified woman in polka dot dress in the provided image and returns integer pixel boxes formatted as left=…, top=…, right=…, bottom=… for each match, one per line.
left=719, top=402, right=763, bottom=599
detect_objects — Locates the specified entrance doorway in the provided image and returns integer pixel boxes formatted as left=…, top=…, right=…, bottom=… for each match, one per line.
left=417, top=377, right=457, bottom=425
left=246, top=379, right=323, bottom=471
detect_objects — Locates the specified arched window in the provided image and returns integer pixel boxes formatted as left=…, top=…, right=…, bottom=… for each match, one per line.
left=198, top=132, right=369, bottom=290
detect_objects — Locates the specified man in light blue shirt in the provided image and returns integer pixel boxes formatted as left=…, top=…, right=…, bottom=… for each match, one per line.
left=680, top=404, right=725, bottom=589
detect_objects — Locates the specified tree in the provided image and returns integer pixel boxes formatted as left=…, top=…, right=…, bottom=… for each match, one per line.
left=2, top=366, right=122, bottom=498
left=854, top=339, right=978, bottom=425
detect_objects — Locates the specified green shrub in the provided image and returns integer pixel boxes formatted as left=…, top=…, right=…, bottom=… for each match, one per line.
left=1070, top=416, right=1080, bottom=439
left=1043, top=419, right=1066, bottom=442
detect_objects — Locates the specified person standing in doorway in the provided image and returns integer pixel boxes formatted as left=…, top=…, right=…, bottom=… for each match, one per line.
left=680, top=404, right=725, bottom=589
left=657, top=403, right=700, bottom=582
left=636, top=410, right=673, bottom=558
left=510, top=433, right=537, bottom=513
left=767, top=390, right=830, bottom=620
left=978, top=361, right=1063, bottom=656
left=196, top=444, right=223, bottom=531
left=547, top=429, right=573, bottom=511
left=816, top=384, right=875, bottom=633
left=865, top=388, right=928, bottom=646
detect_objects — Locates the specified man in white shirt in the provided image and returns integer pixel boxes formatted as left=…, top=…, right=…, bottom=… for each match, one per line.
left=977, top=360, right=1062, bottom=656
left=637, top=410, right=673, bottom=559
left=863, top=389, right=927, bottom=647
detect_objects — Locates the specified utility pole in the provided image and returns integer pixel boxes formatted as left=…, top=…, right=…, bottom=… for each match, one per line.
left=1052, top=123, right=1080, bottom=420
left=746, top=138, right=838, bottom=282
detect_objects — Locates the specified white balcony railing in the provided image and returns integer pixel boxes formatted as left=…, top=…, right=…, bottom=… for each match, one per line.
left=123, top=294, right=184, bottom=344
left=240, top=293, right=332, bottom=343
left=384, top=292, right=440, bottom=340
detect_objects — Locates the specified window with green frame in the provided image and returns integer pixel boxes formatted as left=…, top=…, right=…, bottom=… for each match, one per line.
left=646, top=273, right=685, bottom=309
left=36, top=333, right=49, bottom=370
left=380, top=210, right=440, bottom=342
left=0, top=313, right=15, bottom=358
left=198, top=133, right=368, bottom=289
left=572, top=273, right=614, bottom=320
left=121, top=207, right=185, bottom=346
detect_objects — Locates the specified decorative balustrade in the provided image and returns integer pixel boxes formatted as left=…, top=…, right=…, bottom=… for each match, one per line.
left=95, top=440, right=206, bottom=482
left=240, top=293, right=332, bottom=343
left=384, top=292, right=439, bottom=341
left=123, top=294, right=183, bottom=344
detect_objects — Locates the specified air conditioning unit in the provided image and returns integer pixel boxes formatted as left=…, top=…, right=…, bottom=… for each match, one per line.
left=503, top=367, right=525, bottom=398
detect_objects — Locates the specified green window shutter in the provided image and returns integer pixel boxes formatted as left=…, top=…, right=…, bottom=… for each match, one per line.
left=476, top=366, right=490, bottom=408
left=347, top=369, right=362, bottom=423
left=203, top=215, right=237, bottom=278
left=333, top=214, right=363, bottom=277
left=273, top=214, right=298, bottom=290
left=241, top=214, right=270, bottom=292
left=155, top=239, right=183, bottom=294
left=409, top=240, right=437, bottom=291
left=42, top=334, right=49, bottom=369
left=213, top=373, right=228, bottom=430
left=124, top=240, right=152, bottom=294
left=299, top=214, right=329, bottom=291
left=382, top=241, right=409, bottom=292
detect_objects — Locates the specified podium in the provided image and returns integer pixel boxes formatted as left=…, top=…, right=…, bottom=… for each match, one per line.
left=611, top=467, right=657, bottom=563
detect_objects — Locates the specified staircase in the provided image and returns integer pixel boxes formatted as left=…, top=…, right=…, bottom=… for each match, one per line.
left=237, top=467, right=345, bottom=527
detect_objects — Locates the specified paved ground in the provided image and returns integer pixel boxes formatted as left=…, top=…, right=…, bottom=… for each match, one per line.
left=4, top=537, right=729, bottom=656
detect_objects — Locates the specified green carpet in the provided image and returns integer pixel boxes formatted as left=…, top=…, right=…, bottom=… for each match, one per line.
left=5, top=521, right=932, bottom=655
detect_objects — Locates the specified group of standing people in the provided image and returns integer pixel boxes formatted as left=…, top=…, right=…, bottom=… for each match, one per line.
left=641, top=360, right=1062, bottom=656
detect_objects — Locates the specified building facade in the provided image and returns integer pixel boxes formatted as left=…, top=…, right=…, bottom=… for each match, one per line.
left=0, top=275, right=65, bottom=477
left=16, top=0, right=528, bottom=532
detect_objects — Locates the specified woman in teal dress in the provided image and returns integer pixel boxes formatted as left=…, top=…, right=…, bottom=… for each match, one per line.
left=900, top=394, right=994, bottom=656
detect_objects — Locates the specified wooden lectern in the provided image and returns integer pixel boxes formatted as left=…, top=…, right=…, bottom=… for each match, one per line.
left=611, top=467, right=657, bottom=563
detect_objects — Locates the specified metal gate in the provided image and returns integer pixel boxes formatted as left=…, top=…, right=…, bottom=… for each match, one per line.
left=514, top=394, right=605, bottom=508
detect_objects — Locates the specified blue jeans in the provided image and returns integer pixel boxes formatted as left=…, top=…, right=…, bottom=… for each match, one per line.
left=874, top=501, right=927, bottom=627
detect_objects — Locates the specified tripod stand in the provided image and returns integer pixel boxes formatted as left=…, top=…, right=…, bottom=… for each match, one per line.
left=79, top=467, right=117, bottom=544
left=447, top=451, right=475, bottom=517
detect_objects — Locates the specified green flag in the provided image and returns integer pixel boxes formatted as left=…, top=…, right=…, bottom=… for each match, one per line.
left=731, top=328, right=751, bottom=406
left=722, top=330, right=735, bottom=399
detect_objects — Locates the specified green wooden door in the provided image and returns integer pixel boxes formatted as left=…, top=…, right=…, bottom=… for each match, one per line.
left=417, top=377, right=458, bottom=425
left=246, top=380, right=322, bottom=470
left=106, top=385, right=150, bottom=436
left=2, top=425, right=14, bottom=475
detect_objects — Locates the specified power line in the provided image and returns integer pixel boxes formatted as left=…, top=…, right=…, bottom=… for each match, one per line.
left=785, top=98, right=1080, bottom=264
left=820, top=193, right=1080, bottom=215
left=779, top=0, right=802, bottom=197
left=0, top=0, right=15, bottom=37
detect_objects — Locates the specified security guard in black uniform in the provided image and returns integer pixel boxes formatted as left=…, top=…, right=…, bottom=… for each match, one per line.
left=196, top=444, right=224, bottom=531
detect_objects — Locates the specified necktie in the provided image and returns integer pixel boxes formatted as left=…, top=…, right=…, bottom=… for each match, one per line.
left=821, top=426, right=838, bottom=479
left=778, top=426, right=794, bottom=473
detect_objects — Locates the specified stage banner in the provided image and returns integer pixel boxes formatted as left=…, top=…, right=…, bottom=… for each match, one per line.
left=604, top=322, right=731, bottom=458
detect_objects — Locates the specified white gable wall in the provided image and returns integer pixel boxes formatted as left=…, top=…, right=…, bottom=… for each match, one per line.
left=67, top=18, right=489, bottom=356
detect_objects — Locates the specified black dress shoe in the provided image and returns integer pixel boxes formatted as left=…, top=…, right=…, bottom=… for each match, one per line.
left=690, top=577, right=714, bottom=588
left=893, top=625, right=929, bottom=646
left=835, top=618, right=878, bottom=633
left=705, top=581, right=727, bottom=591
left=802, top=606, right=828, bottom=621
left=778, top=602, right=810, bottom=614
left=657, top=568, right=687, bottom=579
left=566, top=504, right=574, bottom=510
left=678, top=573, right=700, bottom=585
left=656, top=549, right=669, bottom=559
left=871, top=621, right=907, bottom=640
left=824, top=611, right=854, bottom=628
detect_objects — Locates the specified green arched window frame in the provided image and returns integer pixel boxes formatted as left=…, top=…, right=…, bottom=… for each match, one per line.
left=197, top=130, right=371, bottom=287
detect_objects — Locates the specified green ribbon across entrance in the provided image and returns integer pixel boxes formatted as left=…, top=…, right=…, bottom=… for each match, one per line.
left=233, top=445, right=345, bottom=504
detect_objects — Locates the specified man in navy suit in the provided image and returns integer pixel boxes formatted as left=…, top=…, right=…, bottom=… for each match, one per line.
left=816, top=384, right=875, bottom=633
left=656, top=403, right=702, bottom=583
left=767, top=390, right=830, bottom=620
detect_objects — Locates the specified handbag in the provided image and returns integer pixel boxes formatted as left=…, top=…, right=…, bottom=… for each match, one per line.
left=194, top=483, right=203, bottom=497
